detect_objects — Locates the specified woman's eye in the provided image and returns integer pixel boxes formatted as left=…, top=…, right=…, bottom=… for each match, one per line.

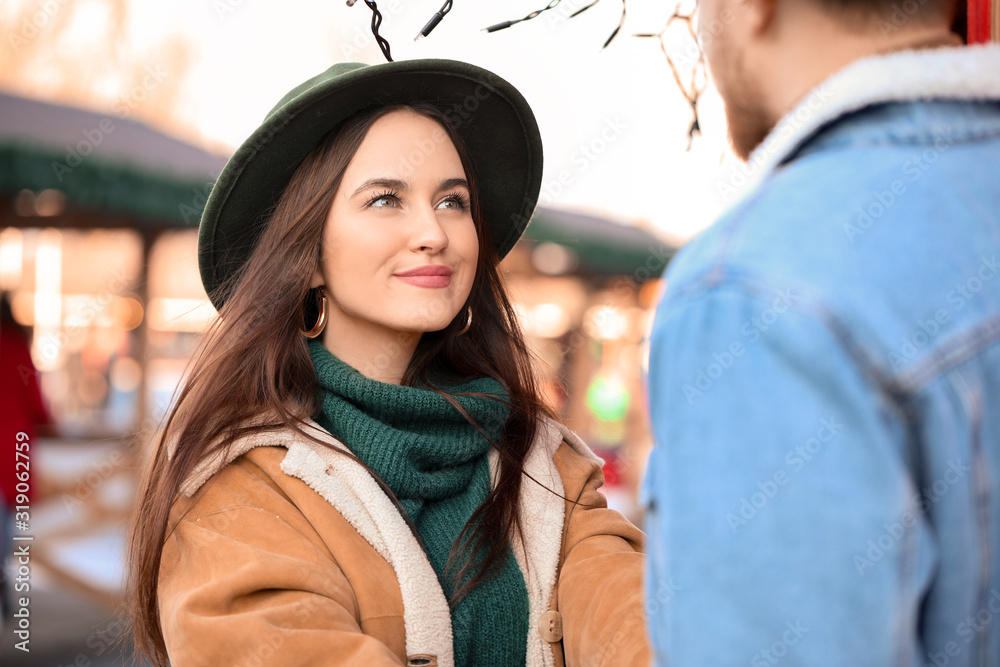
left=437, top=194, right=469, bottom=211
left=368, top=192, right=399, bottom=208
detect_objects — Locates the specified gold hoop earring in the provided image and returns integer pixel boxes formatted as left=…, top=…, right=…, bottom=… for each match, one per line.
left=301, top=286, right=328, bottom=338
left=457, top=306, right=472, bottom=335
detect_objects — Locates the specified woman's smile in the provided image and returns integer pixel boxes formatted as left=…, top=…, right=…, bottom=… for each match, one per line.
left=394, top=264, right=453, bottom=288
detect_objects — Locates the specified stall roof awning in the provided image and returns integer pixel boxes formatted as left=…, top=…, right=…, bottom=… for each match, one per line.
left=0, top=91, right=227, bottom=225
left=525, top=207, right=674, bottom=278
left=0, top=91, right=674, bottom=277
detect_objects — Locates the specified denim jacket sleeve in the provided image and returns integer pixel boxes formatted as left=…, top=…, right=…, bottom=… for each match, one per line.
left=642, top=282, right=937, bottom=667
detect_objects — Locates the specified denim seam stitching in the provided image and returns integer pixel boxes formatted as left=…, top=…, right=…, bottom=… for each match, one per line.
left=653, top=272, right=935, bottom=665
left=952, top=369, right=993, bottom=666
left=896, top=474, right=920, bottom=667
left=674, top=178, right=789, bottom=296
left=895, top=314, right=1000, bottom=394
left=800, top=125, right=1000, bottom=154
left=659, top=271, right=908, bottom=417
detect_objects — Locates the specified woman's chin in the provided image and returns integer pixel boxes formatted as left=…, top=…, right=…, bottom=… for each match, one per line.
left=367, top=317, right=460, bottom=336
left=383, top=306, right=465, bottom=333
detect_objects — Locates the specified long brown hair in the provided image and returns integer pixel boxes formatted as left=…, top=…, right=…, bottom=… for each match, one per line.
left=126, top=102, right=559, bottom=665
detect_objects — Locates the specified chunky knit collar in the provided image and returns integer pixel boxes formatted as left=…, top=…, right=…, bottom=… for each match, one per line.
left=307, top=339, right=529, bottom=666
left=306, top=338, right=511, bottom=504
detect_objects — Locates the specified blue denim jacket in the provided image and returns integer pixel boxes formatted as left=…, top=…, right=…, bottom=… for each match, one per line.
left=644, top=44, right=1000, bottom=666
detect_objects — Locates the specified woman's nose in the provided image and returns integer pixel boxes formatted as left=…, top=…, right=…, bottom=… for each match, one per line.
left=409, top=204, right=450, bottom=253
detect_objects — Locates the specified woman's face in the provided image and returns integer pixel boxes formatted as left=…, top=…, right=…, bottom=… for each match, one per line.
left=312, top=109, right=479, bottom=341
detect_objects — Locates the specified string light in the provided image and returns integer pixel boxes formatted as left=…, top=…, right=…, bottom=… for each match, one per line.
left=484, top=0, right=626, bottom=49
left=415, top=0, right=453, bottom=42
left=349, top=0, right=393, bottom=62
left=345, top=0, right=705, bottom=146
left=634, top=3, right=707, bottom=150
left=483, top=0, right=563, bottom=33
left=566, top=0, right=627, bottom=49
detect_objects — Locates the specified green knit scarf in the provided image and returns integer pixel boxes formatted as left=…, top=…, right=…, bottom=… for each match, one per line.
left=307, top=339, right=529, bottom=667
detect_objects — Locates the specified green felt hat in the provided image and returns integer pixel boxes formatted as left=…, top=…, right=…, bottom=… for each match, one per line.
left=197, top=59, right=543, bottom=309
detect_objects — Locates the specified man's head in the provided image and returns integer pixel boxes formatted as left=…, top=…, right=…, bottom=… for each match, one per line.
left=698, top=0, right=960, bottom=160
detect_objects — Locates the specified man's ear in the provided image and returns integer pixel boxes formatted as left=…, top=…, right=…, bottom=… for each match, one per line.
left=743, top=0, right=778, bottom=36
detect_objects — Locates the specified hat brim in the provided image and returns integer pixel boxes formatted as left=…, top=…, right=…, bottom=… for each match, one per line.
left=198, top=59, right=543, bottom=309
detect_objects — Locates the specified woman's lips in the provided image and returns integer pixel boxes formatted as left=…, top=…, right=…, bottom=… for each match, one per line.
left=395, top=274, right=452, bottom=288
left=394, top=265, right=452, bottom=288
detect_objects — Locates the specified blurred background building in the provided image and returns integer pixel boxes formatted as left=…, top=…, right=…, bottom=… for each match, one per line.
left=0, top=0, right=994, bottom=663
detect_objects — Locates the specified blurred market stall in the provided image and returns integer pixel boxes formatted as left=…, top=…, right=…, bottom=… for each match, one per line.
left=0, top=90, right=227, bottom=437
left=0, top=90, right=225, bottom=627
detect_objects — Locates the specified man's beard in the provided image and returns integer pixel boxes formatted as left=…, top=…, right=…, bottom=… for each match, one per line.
left=724, top=93, right=774, bottom=161
left=716, top=48, right=776, bottom=161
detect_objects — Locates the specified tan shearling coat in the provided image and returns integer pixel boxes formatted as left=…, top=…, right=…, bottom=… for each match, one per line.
left=158, top=415, right=650, bottom=666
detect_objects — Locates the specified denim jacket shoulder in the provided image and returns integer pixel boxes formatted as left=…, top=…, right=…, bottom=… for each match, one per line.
left=645, top=43, right=1000, bottom=667
left=663, top=45, right=1000, bottom=398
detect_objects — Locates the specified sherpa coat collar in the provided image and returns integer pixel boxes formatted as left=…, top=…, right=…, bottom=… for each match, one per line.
left=172, top=415, right=602, bottom=667
left=728, top=43, right=1000, bottom=210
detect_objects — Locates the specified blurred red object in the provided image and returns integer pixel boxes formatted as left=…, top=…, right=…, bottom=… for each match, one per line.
left=1, top=314, right=51, bottom=505
left=599, top=450, right=621, bottom=487
left=969, top=0, right=992, bottom=42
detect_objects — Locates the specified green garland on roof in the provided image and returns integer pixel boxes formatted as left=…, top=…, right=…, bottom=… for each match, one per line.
left=524, top=213, right=673, bottom=279
left=0, top=142, right=215, bottom=227
left=1, top=142, right=671, bottom=279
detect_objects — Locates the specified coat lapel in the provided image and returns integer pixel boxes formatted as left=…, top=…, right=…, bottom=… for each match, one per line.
left=176, top=414, right=603, bottom=667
